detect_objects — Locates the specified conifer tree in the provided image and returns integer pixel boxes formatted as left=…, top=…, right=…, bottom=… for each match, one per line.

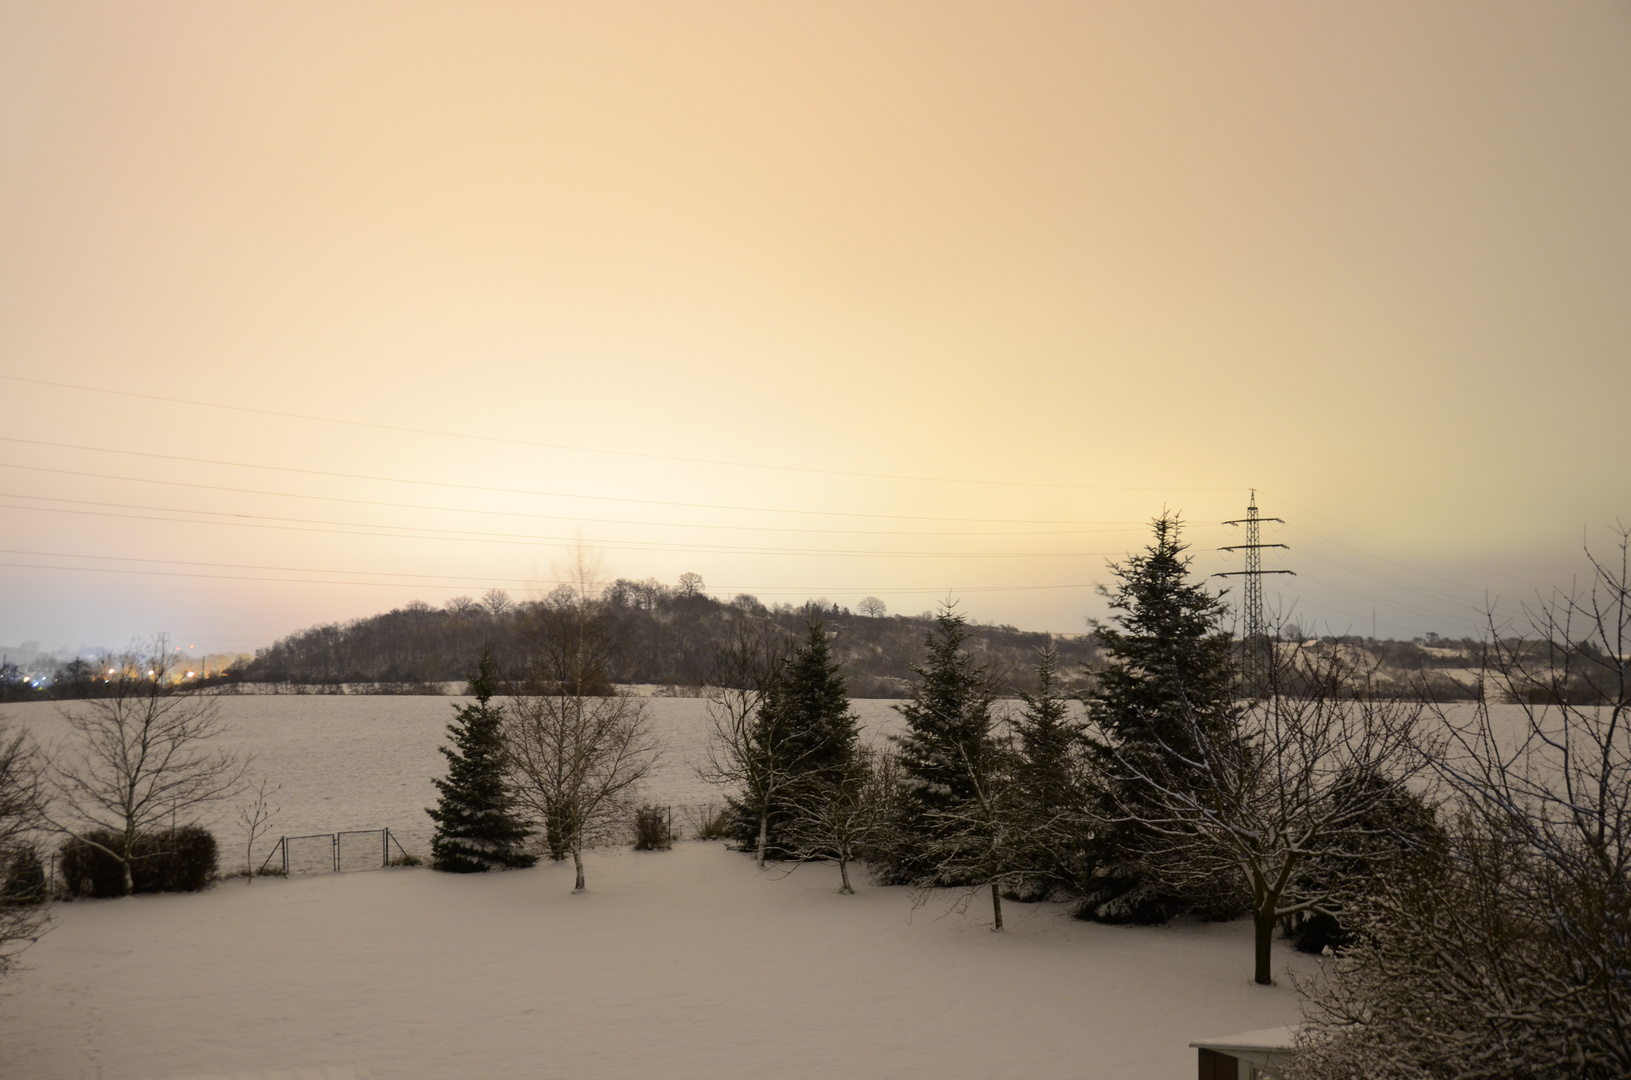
left=1079, top=512, right=1240, bottom=922
left=768, top=622, right=858, bottom=788
left=427, top=648, right=535, bottom=873
left=1009, top=644, right=1087, bottom=898
left=886, top=604, right=999, bottom=885
left=730, top=622, right=859, bottom=857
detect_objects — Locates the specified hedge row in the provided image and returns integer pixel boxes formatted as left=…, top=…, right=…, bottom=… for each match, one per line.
left=58, top=827, right=218, bottom=898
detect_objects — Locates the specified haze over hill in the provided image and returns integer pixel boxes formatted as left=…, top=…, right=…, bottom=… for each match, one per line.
left=1, top=4, right=1626, bottom=655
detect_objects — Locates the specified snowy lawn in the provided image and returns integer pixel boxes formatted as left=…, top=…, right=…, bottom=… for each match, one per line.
left=0, top=842, right=1312, bottom=1080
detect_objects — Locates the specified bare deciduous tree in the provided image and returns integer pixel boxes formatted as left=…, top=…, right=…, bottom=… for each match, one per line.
left=236, top=776, right=281, bottom=882
left=858, top=596, right=887, bottom=618
left=45, top=647, right=248, bottom=896
left=696, top=619, right=822, bottom=869
left=1092, top=640, right=1429, bottom=984
left=677, top=572, right=705, bottom=598
left=0, top=720, right=48, bottom=975
left=505, top=552, right=659, bottom=891
left=782, top=745, right=899, bottom=894
left=1293, top=526, right=1631, bottom=1078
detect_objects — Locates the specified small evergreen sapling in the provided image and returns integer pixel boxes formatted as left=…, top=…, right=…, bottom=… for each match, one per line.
left=427, top=649, right=535, bottom=873
left=1009, top=644, right=1089, bottom=899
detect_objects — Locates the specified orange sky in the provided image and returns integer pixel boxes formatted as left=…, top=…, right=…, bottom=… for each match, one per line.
left=2, top=2, right=1628, bottom=653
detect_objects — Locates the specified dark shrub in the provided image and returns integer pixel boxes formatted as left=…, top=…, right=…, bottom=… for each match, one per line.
left=59, top=827, right=219, bottom=898
left=683, top=802, right=733, bottom=841
left=1, top=845, right=46, bottom=905
left=632, top=805, right=672, bottom=851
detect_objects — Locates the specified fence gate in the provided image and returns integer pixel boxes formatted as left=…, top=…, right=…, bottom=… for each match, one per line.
left=260, top=828, right=413, bottom=876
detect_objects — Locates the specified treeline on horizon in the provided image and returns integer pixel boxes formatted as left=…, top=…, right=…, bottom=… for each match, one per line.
left=5, top=579, right=1524, bottom=704
left=238, top=583, right=1098, bottom=697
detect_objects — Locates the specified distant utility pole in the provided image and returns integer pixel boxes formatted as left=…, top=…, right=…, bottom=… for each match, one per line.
left=1215, top=490, right=1294, bottom=696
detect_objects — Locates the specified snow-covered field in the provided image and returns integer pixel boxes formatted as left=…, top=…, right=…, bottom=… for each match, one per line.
left=8, top=694, right=1435, bottom=1078
left=3, top=696, right=913, bottom=863
left=0, top=843, right=1311, bottom=1080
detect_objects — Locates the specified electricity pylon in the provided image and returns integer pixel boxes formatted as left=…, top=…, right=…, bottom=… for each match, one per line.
left=1215, top=490, right=1294, bottom=697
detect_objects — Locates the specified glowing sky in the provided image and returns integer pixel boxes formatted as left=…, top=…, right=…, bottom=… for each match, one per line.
left=2, top=2, right=1628, bottom=654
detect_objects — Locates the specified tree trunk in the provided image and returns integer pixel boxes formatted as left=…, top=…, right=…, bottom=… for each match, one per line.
left=121, top=860, right=134, bottom=897
left=1253, top=906, right=1275, bottom=985
left=756, top=811, right=768, bottom=870
left=572, top=845, right=586, bottom=892
left=838, top=855, right=852, bottom=895
left=990, top=881, right=1004, bottom=931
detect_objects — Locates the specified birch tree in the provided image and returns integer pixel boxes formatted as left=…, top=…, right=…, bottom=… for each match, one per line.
left=45, top=647, right=247, bottom=897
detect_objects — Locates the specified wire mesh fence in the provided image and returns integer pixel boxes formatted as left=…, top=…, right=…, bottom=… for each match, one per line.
left=259, top=828, right=413, bottom=876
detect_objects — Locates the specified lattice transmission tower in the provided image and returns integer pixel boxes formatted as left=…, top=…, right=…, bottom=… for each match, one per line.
left=1215, top=490, right=1293, bottom=696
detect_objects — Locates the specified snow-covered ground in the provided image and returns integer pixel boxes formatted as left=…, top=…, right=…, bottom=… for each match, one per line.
left=0, top=842, right=1312, bottom=1080
left=4, top=696, right=914, bottom=862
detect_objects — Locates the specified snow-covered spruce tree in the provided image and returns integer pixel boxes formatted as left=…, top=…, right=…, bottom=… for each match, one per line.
left=1079, top=512, right=1241, bottom=923
left=427, top=648, right=536, bottom=873
left=885, top=604, right=1000, bottom=887
left=729, top=622, right=860, bottom=860
left=1007, top=644, right=1089, bottom=900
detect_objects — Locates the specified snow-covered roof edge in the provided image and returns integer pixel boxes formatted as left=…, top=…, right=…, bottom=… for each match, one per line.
left=1189, top=1025, right=1298, bottom=1052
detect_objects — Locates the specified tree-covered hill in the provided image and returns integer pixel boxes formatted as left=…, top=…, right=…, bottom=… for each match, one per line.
left=237, top=583, right=1102, bottom=697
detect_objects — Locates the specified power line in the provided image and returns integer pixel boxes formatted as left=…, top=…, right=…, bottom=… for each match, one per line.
left=0, top=489, right=1145, bottom=539
left=0, top=459, right=1134, bottom=527
left=3, top=501, right=1139, bottom=558
left=1283, top=523, right=1508, bottom=600
left=0, top=373, right=1237, bottom=494
left=1258, top=489, right=1547, bottom=591
left=0, top=559, right=1100, bottom=596
left=0, top=501, right=1124, bottom=555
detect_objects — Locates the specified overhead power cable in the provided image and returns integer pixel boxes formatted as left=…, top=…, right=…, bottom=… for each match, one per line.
left=0, top=490, right=1143, bottom=539
left=0, top=373, right=1236, bottom=494
left=1, top=559, right=1099, bottom=596
left=1259, top=490, right=1546, bottom=590
left=0, top=458, right=1132, bottom=527
left=2, top=500, right=1140, bottom=555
